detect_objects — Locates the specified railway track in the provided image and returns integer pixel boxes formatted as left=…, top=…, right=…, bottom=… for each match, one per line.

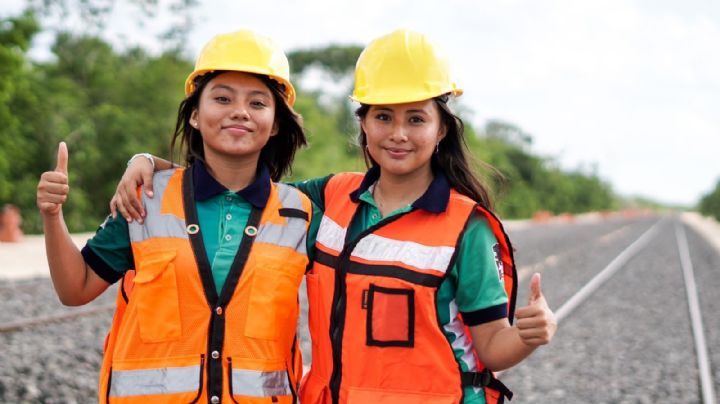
left=501, top=215, right=719, bottom=403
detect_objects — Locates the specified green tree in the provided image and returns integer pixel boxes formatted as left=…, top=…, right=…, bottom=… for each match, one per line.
left=0, top=11, right=41, bottom=218
left=699, top=178, right=720, bottom=221
left=1, top=16, right=191, bottom=233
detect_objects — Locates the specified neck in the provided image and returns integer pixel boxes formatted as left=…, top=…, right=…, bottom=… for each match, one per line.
left=374, top=166, right=433, bottom=216
left=203, top=151, right=260, bottom=192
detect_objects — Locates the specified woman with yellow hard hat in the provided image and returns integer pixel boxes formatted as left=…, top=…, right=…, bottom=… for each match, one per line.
left=111, top=29, right=557, bottom=404
left=37, top=29, right=313, bottom=403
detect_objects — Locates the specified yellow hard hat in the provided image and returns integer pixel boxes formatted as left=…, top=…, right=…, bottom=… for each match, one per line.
left=351, top=29, right=463, bottom=105
left=185, top=30, right=296, bottom=106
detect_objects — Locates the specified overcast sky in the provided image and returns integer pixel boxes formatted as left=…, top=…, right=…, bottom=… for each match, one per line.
left=5, top=0, right=719, bottom=206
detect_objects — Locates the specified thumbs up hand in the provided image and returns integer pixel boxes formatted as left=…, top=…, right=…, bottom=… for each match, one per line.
left=514, top=273, right=557, bottom=346
left=37, top=142, right=70, bottom=217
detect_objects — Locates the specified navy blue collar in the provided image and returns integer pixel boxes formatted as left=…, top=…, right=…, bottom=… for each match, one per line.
left=192, top=160, right=270, bottom=208
left=349, top=165, right=451, bottom=213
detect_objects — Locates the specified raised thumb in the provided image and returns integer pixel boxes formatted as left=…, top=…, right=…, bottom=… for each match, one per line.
left=529, top=272, right=542, bottom=304
left=55, top=141, right=69, bottom=174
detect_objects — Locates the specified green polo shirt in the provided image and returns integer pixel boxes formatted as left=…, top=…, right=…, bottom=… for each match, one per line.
left=292, top=168, right=508, bottom=404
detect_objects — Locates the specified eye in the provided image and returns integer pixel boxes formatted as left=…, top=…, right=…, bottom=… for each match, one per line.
left=214, top=96, right=231, bottom=104
left=250, top=100, right=268, bottom=108
left=409, top=115, right=425, bottom=124
left=374, top=112, right=391, bottom=121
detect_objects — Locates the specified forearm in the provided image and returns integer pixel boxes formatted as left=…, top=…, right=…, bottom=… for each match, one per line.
left=470, top=317, right=537, bottom=371
left=474, top=325, right=536, bottom=371
left=42, top=212, right=102, bottom=306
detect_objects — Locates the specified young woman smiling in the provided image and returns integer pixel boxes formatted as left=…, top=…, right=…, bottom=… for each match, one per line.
left=37, top=30, right=313, bottom=403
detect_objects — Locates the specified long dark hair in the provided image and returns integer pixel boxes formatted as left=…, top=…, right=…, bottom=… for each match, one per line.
left=170, top=71, right=306, bottom=181
left=356, top=95, right=501, bottom=209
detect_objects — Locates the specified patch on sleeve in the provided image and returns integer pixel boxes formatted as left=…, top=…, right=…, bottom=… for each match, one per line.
left=492, top=243, right=504, bottom=283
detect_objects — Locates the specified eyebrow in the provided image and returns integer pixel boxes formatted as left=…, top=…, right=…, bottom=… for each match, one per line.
left=209, top=84, right=272, bottom=98
left=375, top=107, right=430, bottom=115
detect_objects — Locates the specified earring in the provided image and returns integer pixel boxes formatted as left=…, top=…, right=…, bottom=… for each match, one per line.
left=435, top=142, right=440, bottom=154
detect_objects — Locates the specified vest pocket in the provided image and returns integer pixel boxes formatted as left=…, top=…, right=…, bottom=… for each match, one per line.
left=366, top=284, right=415, bottom=347
left=133, top=250, right=182, bottom=343
left=245, top=259, right=302, bottom=340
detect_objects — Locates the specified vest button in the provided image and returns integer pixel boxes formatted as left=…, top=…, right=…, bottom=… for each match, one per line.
left=211, top=395, right=220, bottom=403
left=211, top=350, right=220, bottom=359
left=215, top=306, right=223, bottom=315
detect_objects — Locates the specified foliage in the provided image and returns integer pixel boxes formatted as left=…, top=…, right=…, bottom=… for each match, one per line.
left=469, top=121, right=617, bottom=219
left=0, top=12, right=190, bottom=233
left=288, top=45, right=363, bottom=77
left=699, top=179, right=720, bottom=221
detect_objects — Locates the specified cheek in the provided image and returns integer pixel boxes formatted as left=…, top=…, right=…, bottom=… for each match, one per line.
left=363, top=122, right=385, bottom=144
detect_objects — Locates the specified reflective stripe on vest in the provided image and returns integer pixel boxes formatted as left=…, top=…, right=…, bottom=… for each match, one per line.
left=109, top=365, right=201, bottom=397
left=317, top=215, right=455, bottom=274
left=128, top=170, right=187, bottom=242
left=257, top=183, right=308, bottom=255
left=231, top=368, right=291, bottom=397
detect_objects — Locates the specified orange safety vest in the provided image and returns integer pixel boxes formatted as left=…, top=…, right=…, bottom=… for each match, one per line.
left=97, top=167, right=311, bottom=404
left=300, top=172, right=516, bottom=404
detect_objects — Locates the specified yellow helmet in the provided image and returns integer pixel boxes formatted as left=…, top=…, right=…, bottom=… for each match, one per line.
left=351, top=29, right=463, bottom=105
left=185, top=30, right=296, bottom=106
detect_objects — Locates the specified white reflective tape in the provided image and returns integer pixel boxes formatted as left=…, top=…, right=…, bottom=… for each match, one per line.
left=109, top=365, right=200, bottom=397
left=128, top=170, right=188, bottom=242
left=275, top=183, right=304, bottom=210
left=231, top=368, right=291, bottom=397
left=316, top=216, right=346, bottom=252
left=444, top=299, right=477, bottom=372
left=256, top=222, right=307, bottom=254
left=352, top=234, right=455, bottom=273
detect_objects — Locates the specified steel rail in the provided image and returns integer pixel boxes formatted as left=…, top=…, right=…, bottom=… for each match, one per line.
left=675, top=220, right=717, bottom=404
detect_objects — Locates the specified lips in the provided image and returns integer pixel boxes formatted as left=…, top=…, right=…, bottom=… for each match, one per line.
left=222, top=124, right=252, bottom=135
left=384, top=147, right=412, bottom=158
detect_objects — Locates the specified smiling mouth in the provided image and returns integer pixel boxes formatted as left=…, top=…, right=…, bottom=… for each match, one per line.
left=223, top=125, right=252, bottom=134
left=385, top=147, right=411, bottom=154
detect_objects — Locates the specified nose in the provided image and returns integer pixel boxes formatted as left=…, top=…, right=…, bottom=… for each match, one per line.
left=389, top=123, right=408, bottom=142
left=230, top=106, right=250, bottom=121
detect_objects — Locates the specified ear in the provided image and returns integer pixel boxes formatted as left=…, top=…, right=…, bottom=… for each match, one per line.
left=270, top=121, right=279, bottom=137
left=190, top=109, right=199, bottom=129
left=437, top=122, right=447, bottom=142
left=359, top=116, right=368, bottom=135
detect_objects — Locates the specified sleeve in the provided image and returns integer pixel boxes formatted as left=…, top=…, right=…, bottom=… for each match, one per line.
left=452, top=211, right=509, bottom=326
left=80, top=214, right=135, bottom=284
left=286, top=175, right=333, bottom=212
